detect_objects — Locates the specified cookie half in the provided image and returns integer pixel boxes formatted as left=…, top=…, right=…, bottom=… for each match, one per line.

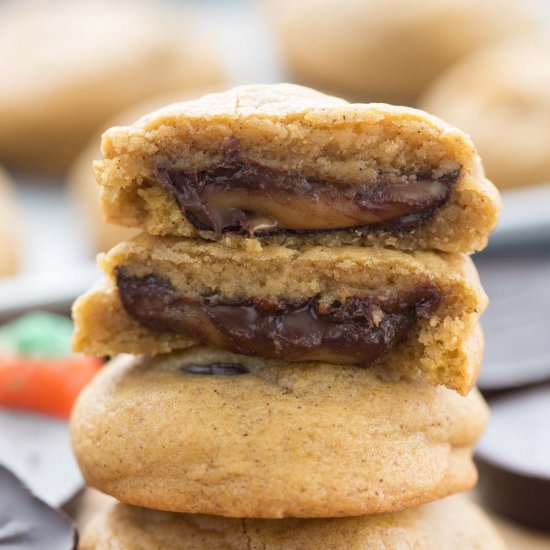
left=95, top=84, right=500, bottom=253
left=80, top=497, right=505, bottom=550
left=73, top=235, right=486, bottom=394
left=71, top=349, right=488, bottom=518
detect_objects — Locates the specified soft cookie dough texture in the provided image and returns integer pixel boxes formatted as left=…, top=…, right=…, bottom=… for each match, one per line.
left=0, top=0, right=223, bottom=174
left=80, top=497, right=505, bottom=549
left=70, top=138, right=138, bottom=253
left=71, top=350, right=488, bottom=518
left=95, top=84, right=500, bottom=254
left=69, top=90, right=219, bottom=252
left=421, top=37, right=550, bottom=189
left=0, top=168, right=18, bottom=276
left=72, top=234, right=486, bottom=395
left=271, top=0, right=532, bottom=104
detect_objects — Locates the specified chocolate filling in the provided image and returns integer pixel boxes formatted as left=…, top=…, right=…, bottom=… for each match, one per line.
left=183, top=363, right=249, bottom=376
left=116, top=269, right=440, bottom=364
left=154, top=137, right=459, bottom=237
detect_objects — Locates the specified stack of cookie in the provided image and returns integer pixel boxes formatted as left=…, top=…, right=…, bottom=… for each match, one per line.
left=71, top=85, right=504, bottom=548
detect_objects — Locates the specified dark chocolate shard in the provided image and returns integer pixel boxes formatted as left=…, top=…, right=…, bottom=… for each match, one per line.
left=0, top=464, right=78, bottom=550
left=183, top=363, right=249, bottom=376
left=476, top=384, right=550, bottom=531
left=155, top=137, right=459, bottom=237
left=116, top=268, right=440, bottom=365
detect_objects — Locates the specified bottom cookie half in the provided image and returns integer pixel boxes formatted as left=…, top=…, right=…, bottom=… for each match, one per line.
left=80, top=496, right=505, bottom=550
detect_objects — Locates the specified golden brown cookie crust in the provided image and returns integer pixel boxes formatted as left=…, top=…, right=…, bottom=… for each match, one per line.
left=71, top=349, right=488, bottom=518
left=69, top=138, right=138, bottom=252
left=95, top=84, right=500, bottom=253
left=80, top=497, right=505, bottom=549
left=69, top=89, right=220, bottom=252
left=73, top=235, right=486, bottom=395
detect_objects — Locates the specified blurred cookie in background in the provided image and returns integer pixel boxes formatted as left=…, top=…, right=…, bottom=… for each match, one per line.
left=69, top=89, right=220, bottom=252
left=0, top=0, right=224, bottom=176
left=421, top=37, right=550, bottom=189
left=0, top=167, right=19, bottom=277
left=270, top=0, right=532, bottom=105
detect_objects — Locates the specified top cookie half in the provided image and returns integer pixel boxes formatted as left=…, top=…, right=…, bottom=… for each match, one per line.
left=96, top=84, right=500, bottom=253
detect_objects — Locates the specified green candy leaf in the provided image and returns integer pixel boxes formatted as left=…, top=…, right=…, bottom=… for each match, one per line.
left=0, top=312, right=74, bottom=357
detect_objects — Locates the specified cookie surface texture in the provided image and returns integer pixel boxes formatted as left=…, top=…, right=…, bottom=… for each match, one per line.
left=95, top=84, right=500, bottom=253
left=71, top=349, right=488, bottom=518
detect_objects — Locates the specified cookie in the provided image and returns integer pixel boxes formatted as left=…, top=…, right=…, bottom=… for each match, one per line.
left=69, top=91, right=219, bottom=253
left=70, top=134, right=138, bottom=252
left=73, top=235, right=486, bottom=394
left=270, top=0, right=532, bottom=105
left=80, top=497, right=504, bottom=549
left=0, top=167, right=18, bottom=276
left=0, top=0, right=223, bottom=175
left=94, top=84, right=500, bottom=254
left=71, top=349, right=488, bottom=518
left=421, top=37, right=550, bottom=189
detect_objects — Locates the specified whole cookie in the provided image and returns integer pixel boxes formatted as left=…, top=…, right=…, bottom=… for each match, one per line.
left=271, top=0, right=531, bottom=104
left=80, top=497, right=505, bottom=550
left=0, top=0, right=223, bottom=174
left=71, top=348, right=488, bottom=518
left=421, top=37, right=550, bottom=189
left=0, top=167, right=18, bottom=276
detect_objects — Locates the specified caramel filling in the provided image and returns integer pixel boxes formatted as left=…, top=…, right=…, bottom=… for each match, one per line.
left=155, top=138, right=459, bottom=237
left=116, top=269, right=440, bottom=365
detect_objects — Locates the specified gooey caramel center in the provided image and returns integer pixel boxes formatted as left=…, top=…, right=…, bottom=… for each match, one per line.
left=155, top=138, right=459, bottom=236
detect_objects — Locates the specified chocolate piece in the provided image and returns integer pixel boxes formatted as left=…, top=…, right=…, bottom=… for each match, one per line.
left=476, top=384, right=550, bottom=530
left=155, top=138, right=459, bottom=236
left=0, top=464, right=77, bottom=550
left=116, top=269, right=440, bottom=364
left=183, top=363, right=249, bottom=375
left=475, top=252, right=550, bottom=393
